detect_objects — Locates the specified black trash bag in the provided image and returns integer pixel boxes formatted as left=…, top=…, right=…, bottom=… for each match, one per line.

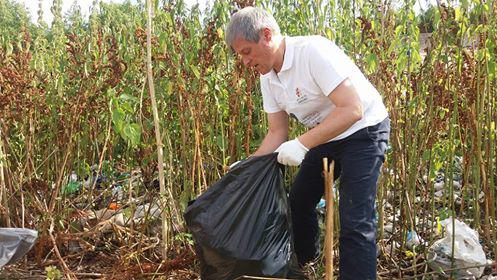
left=184, top=154, right=304, bottom=280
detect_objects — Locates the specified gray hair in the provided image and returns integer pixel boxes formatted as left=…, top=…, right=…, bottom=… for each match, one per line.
left=225, top=6, right=280, bottom=47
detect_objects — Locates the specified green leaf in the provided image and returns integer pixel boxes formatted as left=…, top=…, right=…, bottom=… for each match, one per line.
left=112, top=107, right=125, bottom=132
left=190, top=64, right=201, bottom=79
left=215, top=135, right=225, bottom=150
left=216, top=27, right=223, bottom=39
left=123, top=123, right=141, bottom=147
left=121, top=102, right=134, bottom=113
left=325, top=28, right=334, bottom=41
left=433, top=8, right=441, bottom=28
left=455, top=7, right=462, bottom=22
left=118, top=93, right=138, bottom=102
left=422, top=150, right=431, bottom=161
left=6, top=42, right=13, bottom=56
left=366, top=52, right=378, bottom=74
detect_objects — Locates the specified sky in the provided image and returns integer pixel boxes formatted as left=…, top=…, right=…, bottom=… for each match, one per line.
left=17, top=0, right=439, bottom=25
left=16, top=0, right=213, bottom=25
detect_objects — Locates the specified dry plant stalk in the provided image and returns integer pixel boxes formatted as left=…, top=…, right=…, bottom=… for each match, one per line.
left=0, top=120, right=10, bottom=226
left=323, top=158, right=335, bottom=280
left=49, top=219, right=77, bottom=280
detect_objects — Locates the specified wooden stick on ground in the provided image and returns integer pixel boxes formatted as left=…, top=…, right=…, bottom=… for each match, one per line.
left=323, top=158, right=335, bottom=280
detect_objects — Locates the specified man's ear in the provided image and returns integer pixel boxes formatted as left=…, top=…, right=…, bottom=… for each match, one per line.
left=261, top=28, right=272, bottom=42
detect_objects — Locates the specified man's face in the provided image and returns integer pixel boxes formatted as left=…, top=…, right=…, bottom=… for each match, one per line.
left=232, top=30, right=274, bottom=75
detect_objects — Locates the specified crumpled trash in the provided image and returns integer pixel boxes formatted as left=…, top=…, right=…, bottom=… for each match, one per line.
left=62, top=181, right=81, bottom=195
left=316, top=198, right=326, bottom=216
left=434, top=180, right=445, bottom=191
left=62, top=171, right=81, bottom=195
left=80, top=201, right=162, bottom=232
left=406, top=230, right=425, bottom=249
left=0, top=228, right=38, bottom=268
left=428, top=218, right=487, bottom=278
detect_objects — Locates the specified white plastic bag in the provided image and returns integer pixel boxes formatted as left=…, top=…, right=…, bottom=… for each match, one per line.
left=428, top=218, right=487, bottom=279
left=0, top=228, right=38, bottom=268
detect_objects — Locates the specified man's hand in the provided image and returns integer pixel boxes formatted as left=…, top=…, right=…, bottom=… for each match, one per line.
left=275, top=138, right=309, bottom=166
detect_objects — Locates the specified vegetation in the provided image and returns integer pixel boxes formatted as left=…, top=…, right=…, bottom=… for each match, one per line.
left=0, top=0, right=496, bottom=278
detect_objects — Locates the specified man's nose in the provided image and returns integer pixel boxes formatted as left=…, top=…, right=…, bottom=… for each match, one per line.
left=242, top=56, right=251, bottom=66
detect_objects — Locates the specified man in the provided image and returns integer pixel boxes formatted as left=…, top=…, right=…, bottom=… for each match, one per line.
left=225, top=6, right=390, bottom=280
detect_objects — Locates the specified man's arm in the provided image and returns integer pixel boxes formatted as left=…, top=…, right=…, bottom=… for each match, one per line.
left=298, top=78, right=363, bottom=149
left=253, top=110, right=289, bottom=156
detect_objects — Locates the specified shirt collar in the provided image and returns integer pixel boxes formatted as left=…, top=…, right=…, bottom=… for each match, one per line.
left=279, top=36, right=294, bottom=73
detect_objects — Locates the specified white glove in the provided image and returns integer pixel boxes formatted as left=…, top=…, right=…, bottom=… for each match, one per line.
left=275, top=138, right=309, bottom=166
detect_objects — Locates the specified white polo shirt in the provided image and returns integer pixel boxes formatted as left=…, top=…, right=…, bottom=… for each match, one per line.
left=260, top=35, right=388, bottom=141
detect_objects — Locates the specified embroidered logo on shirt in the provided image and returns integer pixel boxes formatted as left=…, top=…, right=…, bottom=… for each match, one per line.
left=295, top=87, right=309, bottom=104
left=295, top=87, right=302, bottom=98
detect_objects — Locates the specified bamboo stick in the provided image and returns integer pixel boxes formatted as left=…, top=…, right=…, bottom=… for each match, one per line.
left=323, top=158, right=335, bottom=280
left=146, top=0, right=169, bottom=258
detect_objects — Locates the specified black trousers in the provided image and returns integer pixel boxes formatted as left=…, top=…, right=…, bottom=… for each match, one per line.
left=290, top=118, right=390, bottom=280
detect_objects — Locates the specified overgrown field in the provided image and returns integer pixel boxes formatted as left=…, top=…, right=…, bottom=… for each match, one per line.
left=1, top=0, right=497, bottom=279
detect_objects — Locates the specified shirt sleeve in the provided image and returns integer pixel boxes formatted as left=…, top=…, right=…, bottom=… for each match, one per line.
left=308, top=37, right=352, bottom=96
left=260, top=78, right=282, bottom=113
